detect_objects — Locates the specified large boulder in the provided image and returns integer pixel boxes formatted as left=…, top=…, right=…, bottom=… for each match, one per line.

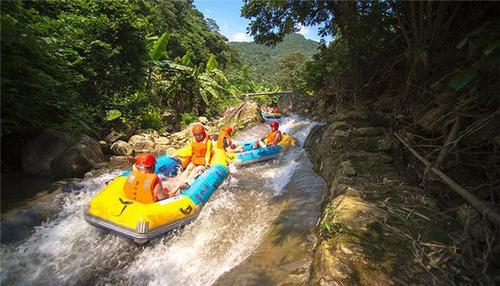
left=21, top=130, right=72, bottom=176
left=128, top=135, right=155, bottom=153
left=220, top=101, right=263, bottom=130
left=51, top=135, right=105, bottom=178
left=110, top=140, right=134, bottom=156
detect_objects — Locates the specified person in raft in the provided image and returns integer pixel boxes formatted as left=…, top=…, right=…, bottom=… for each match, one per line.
left=169, top=123, right=212, bottom=193
left=217, top=126, right=244, bottom=152
left=253, top=121, right=282, bottom=149
left=124, top=153, right=172, bottom=203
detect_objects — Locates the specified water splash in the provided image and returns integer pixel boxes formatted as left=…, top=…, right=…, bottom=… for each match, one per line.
left=0, top=171, right=136, bottom=285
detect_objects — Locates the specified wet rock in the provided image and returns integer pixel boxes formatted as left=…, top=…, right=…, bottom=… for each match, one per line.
left=110, top=155, right=135, bottom=163
left=51, top=178, right=82, bottom=193
left=21, top=129, right=72, bottom=176
left=99, top=140, right=111, bottom=155
left=110, top=140, right=133, bottom=156
left=51, top=135, right=105, bottom=178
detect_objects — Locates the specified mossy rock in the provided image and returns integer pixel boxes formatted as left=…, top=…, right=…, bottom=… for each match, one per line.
left=352, top=127, right=385, bottom=137
left=349, top=136, right=392, bottom=152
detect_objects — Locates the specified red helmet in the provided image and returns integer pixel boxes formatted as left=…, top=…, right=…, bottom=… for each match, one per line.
left=222, top=126, right=233, bottom=135
left=269, top=121, right=279, bottom=129
left=192, top=124, right=206, bottom=135
left=135, top=153, right=156, bottom=168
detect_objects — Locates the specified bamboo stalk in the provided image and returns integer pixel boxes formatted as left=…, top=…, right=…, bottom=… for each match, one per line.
left=394, top=132, right=500, bottom=227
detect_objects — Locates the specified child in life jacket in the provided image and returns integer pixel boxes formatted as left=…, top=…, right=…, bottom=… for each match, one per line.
left=216, top=126, right=244, bottom=152
left=124, top=153, right=170, bottom=203
left=254, top=121, right=282, bottom=149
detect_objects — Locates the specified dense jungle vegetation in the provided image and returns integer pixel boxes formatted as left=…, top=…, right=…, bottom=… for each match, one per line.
left=1, top=0, right=283, bottom=171
left=230, top=33, right=318, bottom=85
left=242, top=0, right=500, bottom=282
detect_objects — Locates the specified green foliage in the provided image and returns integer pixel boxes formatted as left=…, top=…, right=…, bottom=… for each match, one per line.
left=206, top=54, right=218, bottom=71
left=230, top=33, right=318, bottom=85
left=106, top=110, right=122, bottom=121
left=148, top=32, right=170, bottom=61
left=277, top=51, right=307, bottom=92
left=253, top=95, right=276, bottom=106
left=1, top=0, right=248, bottom=170
left=180, top=112, right=198, bottom=128
left=149, top=0, right=240, bottom=68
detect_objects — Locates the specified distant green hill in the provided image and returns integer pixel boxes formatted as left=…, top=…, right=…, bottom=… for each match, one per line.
left=230, top=33, right=318, bottom=85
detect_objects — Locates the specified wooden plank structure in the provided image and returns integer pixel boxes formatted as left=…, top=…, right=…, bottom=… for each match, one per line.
left=239, top=91, right=293, bottom=98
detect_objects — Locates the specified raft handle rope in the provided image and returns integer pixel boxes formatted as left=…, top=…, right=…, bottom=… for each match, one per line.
left=114, top=197, right=133, bottom=217
left=179, top=205, right=193, bottom=215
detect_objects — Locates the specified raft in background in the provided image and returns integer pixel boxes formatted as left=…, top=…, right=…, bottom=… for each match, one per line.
left=84, top=149, right=228, bottom=244
left=261, top=109, right=282, bottom=119
left=227, top=133, right=295, bottom=166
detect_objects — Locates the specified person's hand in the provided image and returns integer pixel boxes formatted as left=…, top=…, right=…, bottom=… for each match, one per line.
left=230, top=143, right=237, bottom=149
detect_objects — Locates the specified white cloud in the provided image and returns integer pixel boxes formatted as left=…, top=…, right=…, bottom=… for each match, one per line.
left=297, top=24, right=309, bottom=37
left=229, top=32, right=252, bottom=42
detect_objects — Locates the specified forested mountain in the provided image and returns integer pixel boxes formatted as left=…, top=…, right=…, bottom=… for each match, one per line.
left=230, top=33, right=318, bottom=85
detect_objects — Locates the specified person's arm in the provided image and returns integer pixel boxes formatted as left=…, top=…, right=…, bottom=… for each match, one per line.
left=153, top=182, right=167, bottom=201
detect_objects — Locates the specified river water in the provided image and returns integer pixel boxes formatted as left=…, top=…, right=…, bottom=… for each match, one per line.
left=0, top=115, right=326, bottom=286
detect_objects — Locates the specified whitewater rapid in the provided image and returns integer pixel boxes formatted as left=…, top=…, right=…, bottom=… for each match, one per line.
left=1, top=115, right=324, bottom=286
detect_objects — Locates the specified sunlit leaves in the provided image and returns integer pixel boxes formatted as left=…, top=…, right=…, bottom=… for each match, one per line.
left=148, top=32, right=170, bottom=61
left=105, top=109, right=122, bottom=121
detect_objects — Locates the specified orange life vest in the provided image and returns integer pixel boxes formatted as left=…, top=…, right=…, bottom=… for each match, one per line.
left=123, top=170, right=160, bottom=204
left=216, top=130, right=232, bottom=149
left=191, top=135, right=211, bottom=166
left=264, top=130, right=282, bottom=145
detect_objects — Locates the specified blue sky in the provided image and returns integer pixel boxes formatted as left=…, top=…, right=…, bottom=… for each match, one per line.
left=193, top=0, right=330, bottom=43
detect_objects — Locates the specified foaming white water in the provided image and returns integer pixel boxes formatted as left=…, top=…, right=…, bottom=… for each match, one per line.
left=116, top=179, right=278, bottom=286
left=1, top=114, right=321, bottom=286
left=0, top=171, right=134, bottom=285
left=261, top=160, right=300, bottom=195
